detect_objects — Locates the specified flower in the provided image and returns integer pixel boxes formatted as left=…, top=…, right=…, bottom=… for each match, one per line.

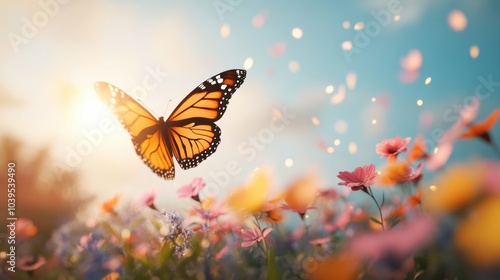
left=193, top=196, right=225, bottom=222
left=407, top=191, right=422, bottom=207
left=159, top=210, right=192, bottom=257
left=134, top=188, right=159, bottom=210
left=337, top=164, right=378, bottom=191
left=227, top=170, right=269, bottom=214
left=350, top=216, right=437, bottom=258
left=101, top=193, right=121, bottom=215
left=454, top=197, right=500, bottom=268
left=234, top=226, right=272, bottom=247
left=283, top=173, right=319, bottom=217
left=376, top=136, right=411, bottom=161
left=407, top=136, right=427, bottom=163
left=460, top=108, right=500, bottom=143
left=378, top=161, right=422, bottom=187
left=425, top=162, right=483, bottom=213
left=16, top=218, right=37, bottom=240
left=177, top=177, right=206, bottom=202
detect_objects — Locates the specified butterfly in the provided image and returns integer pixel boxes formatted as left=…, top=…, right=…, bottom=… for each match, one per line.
left=94, top=69, right=246, bottom=180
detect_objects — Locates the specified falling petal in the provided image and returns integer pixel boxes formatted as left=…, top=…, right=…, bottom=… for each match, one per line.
left=470, top=45, right=480, bottom=59
left=312, top=116, right=320, bottom=126
left=425, top=77, right=432, bottom=85
left=346, top=72, right=357, bottom=90
left=342, top=21, right=351, bottom=29
left=342, top=40, right=353, bottom=51
left=419, top=110, right=434, bottom=128
left=401, top=50, right=423, bottom=71
left=269, top=42, right=286, bottom=57
left=331, top=84, right=346, bottom=105
left=348, top=142, right=357, bottom=154
left=252, top=11, right=267, bottom=28
left=448, top=10, right=467, bottom=31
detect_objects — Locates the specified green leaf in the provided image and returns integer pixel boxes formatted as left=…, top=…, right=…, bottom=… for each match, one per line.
left=370, top=217, right=382, bottom=224
left=381, top=192, right=386, bottom=208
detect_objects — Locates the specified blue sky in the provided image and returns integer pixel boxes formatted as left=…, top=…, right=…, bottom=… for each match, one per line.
left=1, top=0, right=499, bottom=210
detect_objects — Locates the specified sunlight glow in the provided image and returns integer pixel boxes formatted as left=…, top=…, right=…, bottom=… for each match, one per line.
left=244, top=57, right=254, bottom=70
left=425, top=77, right=432, bottom=85
left=292, top=27, right=303, bottom=39
left=354, top=22, right=364, bottom=30
left=325, top=85, right=334, bottom=94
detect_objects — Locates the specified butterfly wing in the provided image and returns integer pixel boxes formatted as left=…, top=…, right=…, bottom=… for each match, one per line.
left=166, top=69, right=246, bottom=170
left=94, top=82, right=175, bottom=179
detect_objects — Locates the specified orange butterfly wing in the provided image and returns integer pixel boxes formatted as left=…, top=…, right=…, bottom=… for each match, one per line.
left=166, top=69, right=246, bottom=170
left=94, top=82, right=175, bottom=179
left=94, top=69, right=246, bottom=180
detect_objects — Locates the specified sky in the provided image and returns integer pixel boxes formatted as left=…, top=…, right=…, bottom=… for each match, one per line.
left=1, top=0, right=499, bottom=212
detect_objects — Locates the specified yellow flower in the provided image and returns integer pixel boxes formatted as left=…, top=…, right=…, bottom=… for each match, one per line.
left=227, top=170, right=269, bottom=214
left=378, top=161, right=420, bottom=186
left=454, top=197, right=500, bottom=268
left=424, top=162, right=483, bottom=213
left=284, top=173, right=319, bottom=213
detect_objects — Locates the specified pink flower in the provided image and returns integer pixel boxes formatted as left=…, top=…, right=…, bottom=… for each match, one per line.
left=376, top=136, right=411, bottom=160
left=337, top=164, right=378, bottom=191
left=134, top=188, right=159, bottom=210
left=193, top=200, right=225, bottom=222
left=177, top=177, right=206, bottom=202
left=234, top=226, right=273, bottom=247
left=350, top=216, right=437, bottom=258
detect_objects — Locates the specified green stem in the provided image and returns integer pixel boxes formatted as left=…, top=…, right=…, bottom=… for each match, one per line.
left=367, top=187, right=385, bottom=231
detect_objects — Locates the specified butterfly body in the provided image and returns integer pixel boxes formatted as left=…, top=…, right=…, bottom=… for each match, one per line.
left=95, top=69, right=246, bottom=180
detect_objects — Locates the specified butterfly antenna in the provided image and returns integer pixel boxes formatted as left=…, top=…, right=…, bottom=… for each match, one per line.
left=163, top=99, right=172, bottom=118
left=137, top=99, right=159, bottom=119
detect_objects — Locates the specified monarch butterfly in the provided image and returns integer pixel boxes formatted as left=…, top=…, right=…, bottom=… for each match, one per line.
left=94, top=69, right=246, bottom=180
